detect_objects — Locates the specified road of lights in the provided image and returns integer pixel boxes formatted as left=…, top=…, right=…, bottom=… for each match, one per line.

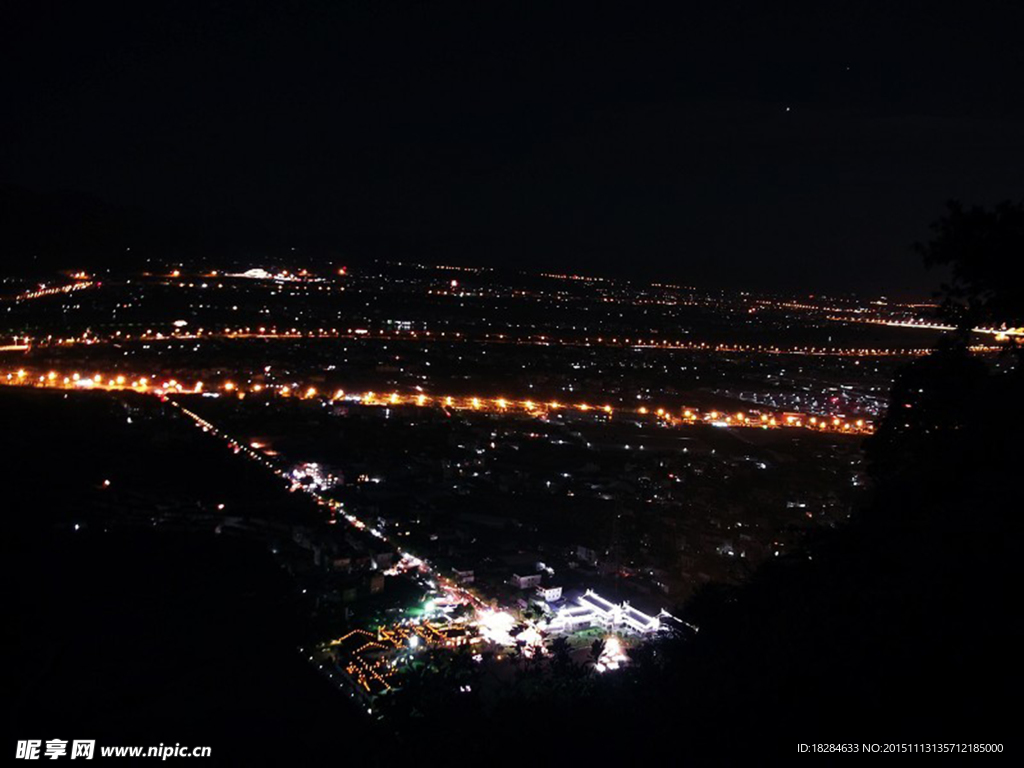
left=0, top=366, right=874, bottom=434
left=827, top=314, right=1024, bottom=341
left=10, top=269, right=1019, bottom=346
left=168, top=398, right=491, bottom=625
left=167, top=400, right=458, bottom=581
left=5, top=280, right=96, bottom=302
left=14, top=326, right=1006, bottom=358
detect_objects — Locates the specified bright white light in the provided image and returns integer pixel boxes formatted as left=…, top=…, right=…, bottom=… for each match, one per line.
left=476, top=610, right=517, bottom=645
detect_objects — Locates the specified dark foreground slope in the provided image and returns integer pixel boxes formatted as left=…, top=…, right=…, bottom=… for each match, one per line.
left=2, top=390, right=376, bottom=763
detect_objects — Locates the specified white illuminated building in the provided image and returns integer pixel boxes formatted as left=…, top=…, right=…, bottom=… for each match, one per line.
left=229, top=268, right=322, bottom=283
left=536, top=585, right=562, bottom=603
left=543, top=590, right=665, bottom=636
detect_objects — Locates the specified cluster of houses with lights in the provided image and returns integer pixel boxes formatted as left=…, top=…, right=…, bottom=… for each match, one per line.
left=504, top=568, right=667, bottom=637
left=541, top=589, right=667, bottom=636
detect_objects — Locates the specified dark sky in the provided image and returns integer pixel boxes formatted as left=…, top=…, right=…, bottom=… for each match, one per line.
left=3, top=1, right=1023, bottom=294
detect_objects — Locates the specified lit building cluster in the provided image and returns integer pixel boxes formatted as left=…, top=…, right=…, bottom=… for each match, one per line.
left=544, top=590, right=666, bottom=636
left=289, top=462, right=337, bottom=492
left=327, top=620, right=480, bottom=695
left=227, top=267, right=322, bottom=283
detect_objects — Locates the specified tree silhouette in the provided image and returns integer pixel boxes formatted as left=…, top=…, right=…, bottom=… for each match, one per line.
left=915, top=200, right=1024, bottom=344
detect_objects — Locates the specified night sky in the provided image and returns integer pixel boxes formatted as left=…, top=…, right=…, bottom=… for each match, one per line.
left=3, top=1, right=1023, bottom=294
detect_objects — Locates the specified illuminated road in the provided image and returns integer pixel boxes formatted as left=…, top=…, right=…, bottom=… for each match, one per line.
left=1, top=366, right=874, bottom=435
left=826, top=314, right=1023, bottom=341
left=166, top=398, right=485, bottom=612
left=16, top=325, right=1006, bottom=358
left=3, top=280, right=96, bottom=303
